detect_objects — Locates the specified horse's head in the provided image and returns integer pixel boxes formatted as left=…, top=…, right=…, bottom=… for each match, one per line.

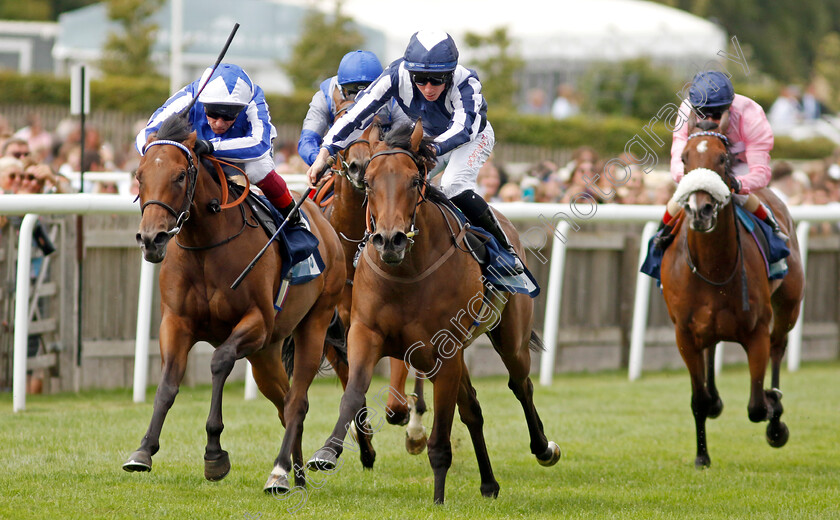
left=678, top=112, right=735, bottom=232
left=339, top=119, right=381, bottom=191
left=134, top=113, right=199, bottom=263
left=364, top=119, right=434, bottom=265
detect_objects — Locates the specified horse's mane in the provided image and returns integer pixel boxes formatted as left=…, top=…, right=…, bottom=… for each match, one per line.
left=382, top=123, right=451, bottom=207
left=156, top=111, right=193, bottom=143
left=696, top=120, right=719, bottom=131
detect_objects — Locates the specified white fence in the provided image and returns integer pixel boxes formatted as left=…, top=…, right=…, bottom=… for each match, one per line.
left=4, top=195, right=839, bottom=411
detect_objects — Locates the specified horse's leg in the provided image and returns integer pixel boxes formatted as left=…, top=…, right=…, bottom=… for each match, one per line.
left=308, top=323, right=381, bottom=471
left=204, top=312, right=268, bottom=481
left=123, top=315, right=191, bottom=472
left=385, top=358, right=411, bottom=426
left=704, top=346, right=723, bottom=419
left=764, top=284, right=801, bottom=448
left=264, top=310, right=330, bottom=493
left=743, top=330, right=772, bottom=425
left=412, top=373, right=427, bottom=415
left=487, top=325, right=560, bottom=467
left=456, top=365, right=499, bottom=499
left=427, top=357, right=462, bottom=504
left=676, top=329, right=714, bottom=468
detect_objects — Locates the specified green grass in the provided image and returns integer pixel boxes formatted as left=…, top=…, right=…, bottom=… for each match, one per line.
left=1, top=363, right=839, bottom=520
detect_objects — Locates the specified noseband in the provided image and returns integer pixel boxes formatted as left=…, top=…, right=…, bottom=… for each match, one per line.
left=364, top=148, right=428, bottom=240
left=140, top=140, right=198, bottom=237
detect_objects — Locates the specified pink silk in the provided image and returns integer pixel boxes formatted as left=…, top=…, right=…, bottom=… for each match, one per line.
left=671, top=94, right=774, bottom=194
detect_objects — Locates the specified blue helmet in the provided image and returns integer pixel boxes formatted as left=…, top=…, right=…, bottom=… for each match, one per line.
left=403, top=30, right=459, bottom=73
left=337, top=50, right=383, bottom=86
left=689, top=71, right=735, bottom=109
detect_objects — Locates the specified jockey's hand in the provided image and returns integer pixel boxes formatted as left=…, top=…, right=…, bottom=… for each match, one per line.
left=307, top=148, right=332, bottom=187
left=730, top=176, right=743, bottom=194
left=194, top=139, right=214, bottom=156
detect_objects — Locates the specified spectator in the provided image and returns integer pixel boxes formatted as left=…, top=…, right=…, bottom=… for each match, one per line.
left=498, top=182, right=522, bottom=202
left=14, top=113, right=53, bottom=163
left=560, top=156, right=599, bottom=203
left=551, top=83, right=581, bottom=120
left=477, top=159, right=502, bottom=202
left=615, top=162, right=651, bottom=204
left=519, top=88, right=550, bottom=116
left=0, top=156, right=24, bottom=194
left=768, top=85, right=802, bottom=133
left=536, top=173, right=564, bottom=203
left=801, top=81, right=829, bottom=121
left=2, top=137, right=31, bottom=161
left=769, top=161, right=805, bottom=206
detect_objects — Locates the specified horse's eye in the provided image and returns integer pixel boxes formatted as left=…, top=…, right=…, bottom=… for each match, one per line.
left=176, top=171, right=186, bottom=183
left=719, top=155, right=726, bottom=165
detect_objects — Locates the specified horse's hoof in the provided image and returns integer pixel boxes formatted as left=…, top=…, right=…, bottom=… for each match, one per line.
left=405, top=431, right=427, bottom=455
left=708, top=398, right=724, bottom=419
left=360, top=446, right=376, bottom=469
left=766, top=421, right=790, bottom=448
left=122, top=450, right=152, bottom=472
left=480, top=482, right=500, bottom=498
left=537, top=441, right=561, bottom=467
left=694, top=455, right=711, bottom=469
left=204, top=450, right=230, bottom=481
left=307, top=449, right=337, bottom=472
left=264, top=473, right=291, bottom=495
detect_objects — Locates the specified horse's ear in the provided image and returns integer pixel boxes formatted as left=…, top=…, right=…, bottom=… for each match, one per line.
left=368, top=119, right=381, bottom=146
left=410, top=118, right=424, bottom=153
left=185, top=131, right=197, bottom=149
left=145, top=132, right=157, bottom=147
left=718, top=110, right=730, bottom=134
left=687, top=111, right=697, bottom=134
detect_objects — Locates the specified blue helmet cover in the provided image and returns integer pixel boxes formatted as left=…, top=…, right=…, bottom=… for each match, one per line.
left=689, top=71, right=735, bottom=108
left=337, top=50, right=383, bottom=85
left=403, top=30, right=459, bottom=73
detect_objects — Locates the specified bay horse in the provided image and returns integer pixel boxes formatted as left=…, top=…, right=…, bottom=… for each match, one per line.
left=325, top=92, right=427, bottom=454
left=123, top=112, right=346, bottom=494
left=660, top=113, right=804, bottom=468
left=307, top=120, right=561, bottom=503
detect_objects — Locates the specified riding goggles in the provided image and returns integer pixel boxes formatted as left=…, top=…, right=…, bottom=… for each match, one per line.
left=412, top=73, right=449, bottom=87
left=204, top=103, right=244, bottom=122
left=342, top=82, right=370, bottom=97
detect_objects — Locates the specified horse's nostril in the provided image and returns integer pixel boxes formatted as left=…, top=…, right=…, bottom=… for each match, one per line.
left=153, top=232, right=169, bottom=247
left=135, top=232, right=143, bottom=245
left=392, top=232, right=408, bottom=249
left=371, top=233, right=384, bottom=248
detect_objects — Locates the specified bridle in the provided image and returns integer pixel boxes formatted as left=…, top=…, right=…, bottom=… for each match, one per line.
left=139, top=139, right=198, bottom=237
left=364, top=148, right=428, bottom=242
left=337, top=138, right=370, bottom=192
left=683, top=130, right=750, bottom=309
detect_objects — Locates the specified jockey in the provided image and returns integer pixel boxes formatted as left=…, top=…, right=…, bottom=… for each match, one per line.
left=298, top=50, right=399, bottom=166
left=306, top=30, right=524, bottom=273
left=136, top=63, right=302, bottom=225
left=655, top=70, right=788, bottom=249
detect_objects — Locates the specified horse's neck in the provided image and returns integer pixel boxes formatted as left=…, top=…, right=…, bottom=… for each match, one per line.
left=687, top=203, right=739, bottom=267
left=333, top=175, right=367, bottom=236
left=406, top=200, right=459, bottom=268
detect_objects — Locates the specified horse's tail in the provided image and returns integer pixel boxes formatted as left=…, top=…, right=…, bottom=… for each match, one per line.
left=280, top=309, right=347, bottom=379
left=528, top=330, right=546, bottom=353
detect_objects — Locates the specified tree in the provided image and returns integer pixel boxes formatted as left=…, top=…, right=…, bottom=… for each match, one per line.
left=99, top=0, right=164, bottom=78
left=462, top=27, right=523, bottom=109
left=283, top=3, right=365, bottom=91
left=579, top=58, right=677, bottom=119
left=813, top=32, right=840, bottom=111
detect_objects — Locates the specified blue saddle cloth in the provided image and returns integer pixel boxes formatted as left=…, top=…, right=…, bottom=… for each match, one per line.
left=640, top=206, right=790, bottom=283
left=256, top=194, right=325, bottom=285
left=444, top=206, right=540, bottom=298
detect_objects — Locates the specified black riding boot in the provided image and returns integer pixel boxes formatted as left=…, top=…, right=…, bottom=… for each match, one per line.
left=652, top=220, right=675, bottom=252
left=450, top=190, right=525, bottom=274
left=761, top=209, right=789, bottom=242
left=279, top=200, right=302, bottom=227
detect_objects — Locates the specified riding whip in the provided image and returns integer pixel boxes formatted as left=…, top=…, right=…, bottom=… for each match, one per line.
left=182, top=22, right=240, bottom=115
left=231, top=157, right=335, bottom=290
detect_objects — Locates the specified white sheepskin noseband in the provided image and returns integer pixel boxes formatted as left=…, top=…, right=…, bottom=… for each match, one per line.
left=674, top=168, right=731, bottom=206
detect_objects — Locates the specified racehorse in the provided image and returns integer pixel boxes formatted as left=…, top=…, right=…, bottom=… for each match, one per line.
left=325, top=91, right=427, bottom=454
left=123, top=112, right=346, bottom=494
left=660, top=113, right=805, bottom=468
left=307, top=120, right=561, bottom=503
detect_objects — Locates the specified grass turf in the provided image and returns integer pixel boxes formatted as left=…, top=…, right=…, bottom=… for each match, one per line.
left=1, top=362, right=838, bottom=520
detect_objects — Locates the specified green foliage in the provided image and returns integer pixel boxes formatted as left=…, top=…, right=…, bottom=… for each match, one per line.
left=99, top=0, right=165, bottom=78
left=462, top=27, right=524, bottom=110
left=579, top=59, right=678, bottom=120
left=814, top=32, right=840, bottom=111
left=0, top=0, right=101, bottom=21
left=651, top=0, right=840, bottom=83
left=283, top=6, right=365, bottom=90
